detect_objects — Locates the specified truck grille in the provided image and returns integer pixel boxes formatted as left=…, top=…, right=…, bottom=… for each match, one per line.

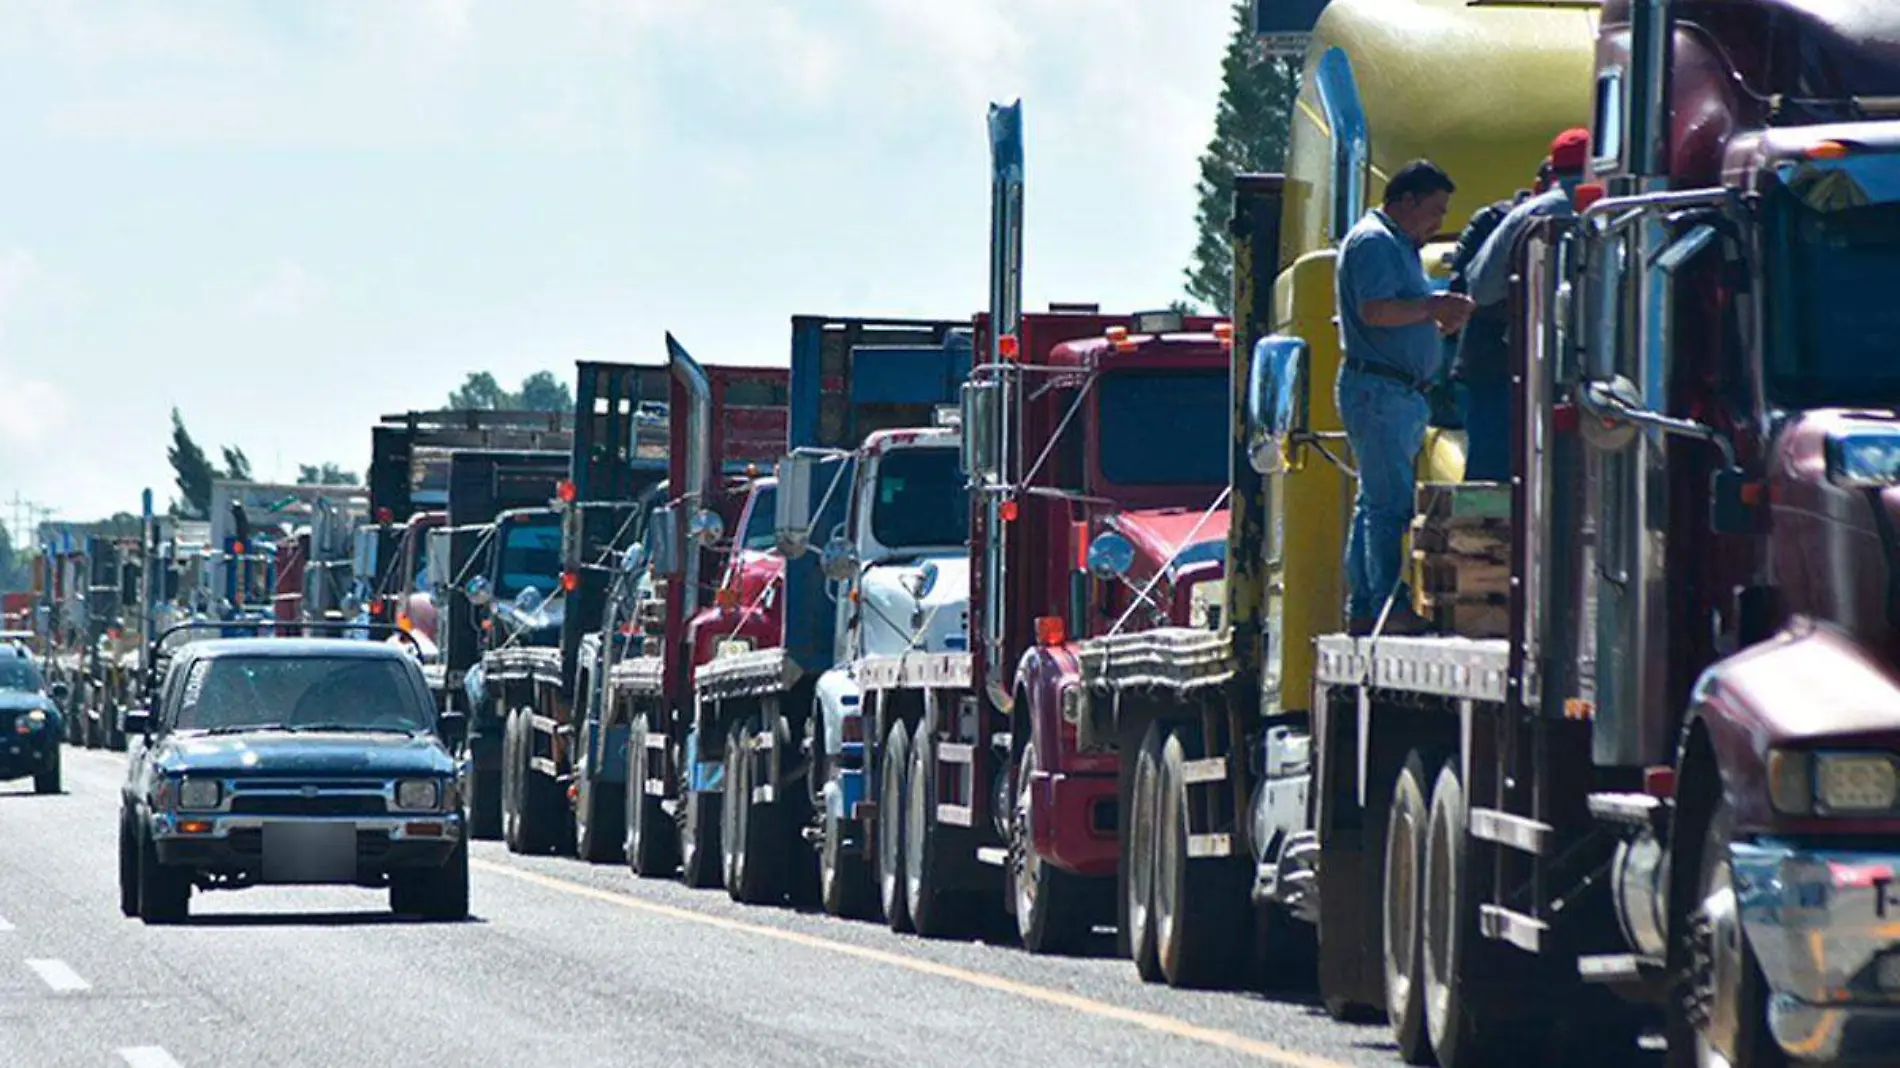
left=227, top=794, right=388, bottom=817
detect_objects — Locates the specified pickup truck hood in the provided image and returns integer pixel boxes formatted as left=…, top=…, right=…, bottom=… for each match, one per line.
left=859, top=553, right=970, bottom=657
left=0, top=692, right=56, bottom=715
left=154, top=732, right=455, bottom=778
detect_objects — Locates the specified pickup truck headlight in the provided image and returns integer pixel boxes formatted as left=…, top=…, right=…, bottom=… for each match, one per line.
left=177, top=777, right=221, bottom=811
left=1769, top=748, right=1900, bottom=814
left=15, top=710, right=46, bottom=734
left=395, top=779, right=441, bottom=811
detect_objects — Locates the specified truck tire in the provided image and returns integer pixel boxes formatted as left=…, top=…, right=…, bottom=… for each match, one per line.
left=624, top=713, right=678, bottom=877
left=1012, top=739, right=1091, bottom=955
left=679, top=785, right=722, bottom=890
left=904, top=726, right=969, bottom=937
left=1382, top=751, right=1433, bottom=1065
left=466, top=708, right=505, bottom=841
left=502, top=707, right=526, bottom=853
left=1126, top=721, right=1166, bottom=981
left=723, top=716, right=784, bottom=905
left=504, top=707, right=561, bottom=855
left=136, top=828, right=190, bottom=925
left=417, top=837, right=471, bottom=922
left=33, top=743, right=60, bottom=795
left=820, top=796, right=876, bottom=919
left=118, top=813, right=139, bottom=917
left=1153, top=726, right=1250, bottom=987
left=1668, top=793, right=1784, bottom=1068
left=573, top=707, right=625, bottom=864
left=1421, top=760, right=1509, bottom=1067
left=878, top=719, right=914, bottom=933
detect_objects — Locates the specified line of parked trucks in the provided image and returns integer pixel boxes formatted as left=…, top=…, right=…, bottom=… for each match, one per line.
left=17, top=0, right=1900, bottom=1063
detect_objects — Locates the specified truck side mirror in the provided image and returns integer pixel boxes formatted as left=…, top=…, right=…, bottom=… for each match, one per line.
left=1245, top=336, right=1310, bottom=475
left=464, top=575, right=494, bottom=608
left=820, top=535, right=859, bottom=583
left=647, top=505, right=684, bottom=577
left=960, top=379, right=1000, bottom=482
left=121, top=707, right=151, bottom=737
left=775, top=452, right=819, bottom=558
left=689, top=509, right=725, bottom=549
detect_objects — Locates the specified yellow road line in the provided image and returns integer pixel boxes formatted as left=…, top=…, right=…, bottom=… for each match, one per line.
left=472, top=858, right=1357, bottom=1068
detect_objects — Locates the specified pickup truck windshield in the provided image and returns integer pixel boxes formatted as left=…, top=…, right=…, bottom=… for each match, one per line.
left=174, top=656, right=428, bottom=733
left=871, top=448, right=967, bottom=549
left=1098, top=369, right=1229, bottom=486
left=740, top=485, right=779, bottom=552
left=0, top=659, right=43, bottom=693
left=496, top=519, right=562, bottom=601
left=1766, top=155, right=1900, bottom=406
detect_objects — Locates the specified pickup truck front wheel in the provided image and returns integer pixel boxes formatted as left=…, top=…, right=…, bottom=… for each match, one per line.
left=136, top=828, right=191, bottom=925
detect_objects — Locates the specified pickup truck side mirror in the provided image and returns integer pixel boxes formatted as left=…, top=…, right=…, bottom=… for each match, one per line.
left=435, top=709, right=468, bottom=745
left=121, top=707, right=152, bottom=737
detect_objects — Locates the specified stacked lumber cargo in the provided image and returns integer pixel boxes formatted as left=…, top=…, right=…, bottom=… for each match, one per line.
left=1411, top=482, right=1511, bottom=639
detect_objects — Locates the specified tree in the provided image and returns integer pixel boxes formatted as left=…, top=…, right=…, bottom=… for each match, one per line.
left=0, top=521, right=17, bottom=593
left=1184, top=0, right=1303, bottom=315
left=298, top=463, right=361, bottom=486
left=447, top=372, right=510, bottom=410
left=167, top=408, right=219, bottom=519
left=221, top=446, right=253, bottom=482
left=446, top=370, right=573, bottom=412
left=516, top=371, right=573, bottom=413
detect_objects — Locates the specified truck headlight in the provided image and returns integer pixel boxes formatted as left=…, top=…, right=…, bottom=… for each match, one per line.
left=15, top=710, right=45, bottom=734
left=1816, top=752, right=1899, bottom=813
left=177, top=777, right=221, bottom=811
left=396, top=779, right=441, bottom=811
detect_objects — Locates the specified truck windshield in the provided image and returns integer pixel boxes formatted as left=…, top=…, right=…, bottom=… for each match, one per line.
left=496, top=519, right=562, bottom=600
left=1098, top=370, right=1229, bottom=486
left=740, top=485, right=779, bottom=552
left=871, top=448, right=967, bottom=549
left=173, top=655, right=429, bottom=733
left=0, top=659, right=43, bottom=693
left=1766, top=154, right=1900, bottom=405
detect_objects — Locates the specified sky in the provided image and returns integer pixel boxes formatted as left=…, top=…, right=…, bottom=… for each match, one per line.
left=0, top=0, right=1235, bottom=538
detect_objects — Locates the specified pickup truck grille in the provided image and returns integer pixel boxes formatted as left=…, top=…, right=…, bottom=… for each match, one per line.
left=227, top=794, right=388, bottom=817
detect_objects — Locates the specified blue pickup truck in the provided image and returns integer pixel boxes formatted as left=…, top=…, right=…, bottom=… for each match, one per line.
left=117, top=637, right=469, bottom=924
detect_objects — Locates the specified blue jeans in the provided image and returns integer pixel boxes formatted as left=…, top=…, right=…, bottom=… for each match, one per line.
left=1459, top=379, right=1510, bottom=482
left=1338, top=369, right=1429, bottom=619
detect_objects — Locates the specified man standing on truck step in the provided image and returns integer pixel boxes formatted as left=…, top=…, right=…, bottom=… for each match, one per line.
left=1335, top=159, right=1475, bottom=637
left=1454, top=127, right=1591, bottom=481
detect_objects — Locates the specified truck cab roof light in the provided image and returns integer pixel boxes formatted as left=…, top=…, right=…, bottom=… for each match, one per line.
left=1213, top=322, right=1234, bottom=349
left=1132, top=309, right=1185, bottom=335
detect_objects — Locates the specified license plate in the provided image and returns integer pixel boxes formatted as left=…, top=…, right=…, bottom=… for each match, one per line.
left=261, top=822, right=357, bottom=884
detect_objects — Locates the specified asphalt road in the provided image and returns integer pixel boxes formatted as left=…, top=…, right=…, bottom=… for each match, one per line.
left=0, top=746, right=1662, bottom=1068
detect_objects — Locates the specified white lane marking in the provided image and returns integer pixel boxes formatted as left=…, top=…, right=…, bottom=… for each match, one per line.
left=25, top=958, right=90, bottom=992
left=119, top=1048, right=184, bottom=1068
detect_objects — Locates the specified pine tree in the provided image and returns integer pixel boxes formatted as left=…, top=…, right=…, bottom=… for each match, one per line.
left=221, top=446, right=253, bottom=482
left=1185, top=0, right=1303, bottom=315
left=167, top=408, right=218, bottom=519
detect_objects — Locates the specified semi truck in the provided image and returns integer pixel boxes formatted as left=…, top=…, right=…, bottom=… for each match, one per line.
left=423, top=447, right=573, bottom=839
left=486, top=344, right=788, bottom=862
left=621, top=317, right=966, bottom=896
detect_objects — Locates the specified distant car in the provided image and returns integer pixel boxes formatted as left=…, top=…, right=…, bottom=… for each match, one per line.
left=0, top=643, right=64, bottom=794
left=117, top=638, right=469, bottom=925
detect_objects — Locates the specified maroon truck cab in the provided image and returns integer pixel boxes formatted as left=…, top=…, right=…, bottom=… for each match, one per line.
left=969, top=308, right=1232, bottom=879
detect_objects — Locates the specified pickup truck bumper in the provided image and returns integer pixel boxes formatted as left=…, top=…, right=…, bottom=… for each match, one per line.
left=0, top=734, right=54, bottom=779
left=1731, top=839, right=1900, bottom=1063
left=151, top=812, right=463, bottom=878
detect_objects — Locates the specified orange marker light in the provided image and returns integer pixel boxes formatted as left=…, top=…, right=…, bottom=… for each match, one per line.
left=561, top=571, right=580, bottom=593
left=178, top=820, right=213, bottom=835
left=1105, top=326, right=1130, bottom=343
left=557, top=480, right=578, bottom=504
left=1806, top=140, right=1850, bottom=160
left=998, top=334, right=1020, bottom=360
left=715, top=587, right=739, bottom=609
left=1035, top=615, right=1066, bottom=646
left=999, top=499, right=1019, bottom=523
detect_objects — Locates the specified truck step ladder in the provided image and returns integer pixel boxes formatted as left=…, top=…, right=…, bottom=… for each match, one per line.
left=1469, top=807, right=1552, bottom=855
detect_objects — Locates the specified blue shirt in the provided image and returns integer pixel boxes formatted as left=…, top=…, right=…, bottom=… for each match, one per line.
left=1336, top=208, right=1440, bottom=383
left=1465, top=185, right=1576, bottom=308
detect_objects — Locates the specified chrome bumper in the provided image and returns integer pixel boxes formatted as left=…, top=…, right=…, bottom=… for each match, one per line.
left=151, top=812, right=463, bottom=842
left=1730, top=839, right=1900, bottom=1063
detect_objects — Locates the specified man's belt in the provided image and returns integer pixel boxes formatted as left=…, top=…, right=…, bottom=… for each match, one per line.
left=1344, top=358, right=1430, bottom=394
